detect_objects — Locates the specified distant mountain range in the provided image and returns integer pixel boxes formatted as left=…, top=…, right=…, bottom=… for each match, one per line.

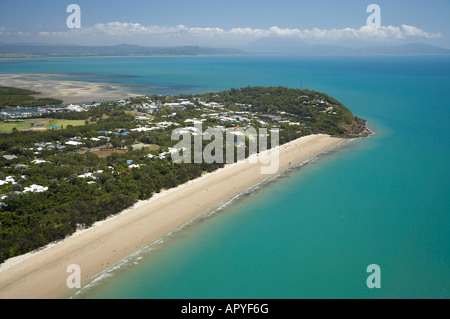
left=0, top=43, right=245, bottom=57
left=243, top=39, right=450, bottom=55
left=0, top=41, right=449, bottom=57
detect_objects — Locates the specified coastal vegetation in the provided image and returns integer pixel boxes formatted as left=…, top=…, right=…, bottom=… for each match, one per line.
left=0, top=86, right=368, bottom=263
left=0, top=86, right=63, bottom=108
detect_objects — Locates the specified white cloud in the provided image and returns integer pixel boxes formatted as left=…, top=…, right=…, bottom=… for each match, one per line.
left=34, top=22, right=442, bottom=45
left=401, top=24, right=441, bottom=38
left=0, top=27, right=31, bottom=37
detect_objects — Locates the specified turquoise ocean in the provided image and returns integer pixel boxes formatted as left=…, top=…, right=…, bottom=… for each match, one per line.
left=1, top=55, right=449, bottom=298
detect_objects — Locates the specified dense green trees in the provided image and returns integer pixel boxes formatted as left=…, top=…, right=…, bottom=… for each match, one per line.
left=0, top=86, right=63, bottom=108
left=195, top=86, right=356, bottom=136
left=0, top=86, right=364, bottom=263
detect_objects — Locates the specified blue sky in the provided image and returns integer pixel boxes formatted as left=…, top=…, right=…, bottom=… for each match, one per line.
left=0, top=0, right=449, bottom=48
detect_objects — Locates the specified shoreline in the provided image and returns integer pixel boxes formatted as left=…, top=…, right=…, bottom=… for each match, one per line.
left=0, top=134, right=351, bottom=298
left=0, top=73, right=141, bottom=104
left=71, top=135, right=354, bottom=299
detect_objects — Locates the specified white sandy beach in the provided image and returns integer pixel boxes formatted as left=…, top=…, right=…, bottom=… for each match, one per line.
left=0, top=134, right=349, bottom=299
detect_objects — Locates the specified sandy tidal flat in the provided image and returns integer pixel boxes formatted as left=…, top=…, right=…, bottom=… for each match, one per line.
left=0, top=134, right=348, bottom=299
left=0, top=74, right=139, bottom=104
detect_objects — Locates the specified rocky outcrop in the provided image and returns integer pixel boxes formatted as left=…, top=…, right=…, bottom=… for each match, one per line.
left=345, top=116, right=372, bottom=138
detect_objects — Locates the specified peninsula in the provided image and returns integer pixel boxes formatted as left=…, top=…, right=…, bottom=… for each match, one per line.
left=0, top=86, right=370, bottom=298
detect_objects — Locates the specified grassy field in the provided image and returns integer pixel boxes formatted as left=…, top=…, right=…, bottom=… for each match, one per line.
left=0, top=119, right=87, bottom=133
left=132, top=143, right=160, bottom=151
left=0, top=121, right=33, bottom=133
left=88, top=149, right=127, bottom=158
left=42, top=119, right=87, bottom=128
